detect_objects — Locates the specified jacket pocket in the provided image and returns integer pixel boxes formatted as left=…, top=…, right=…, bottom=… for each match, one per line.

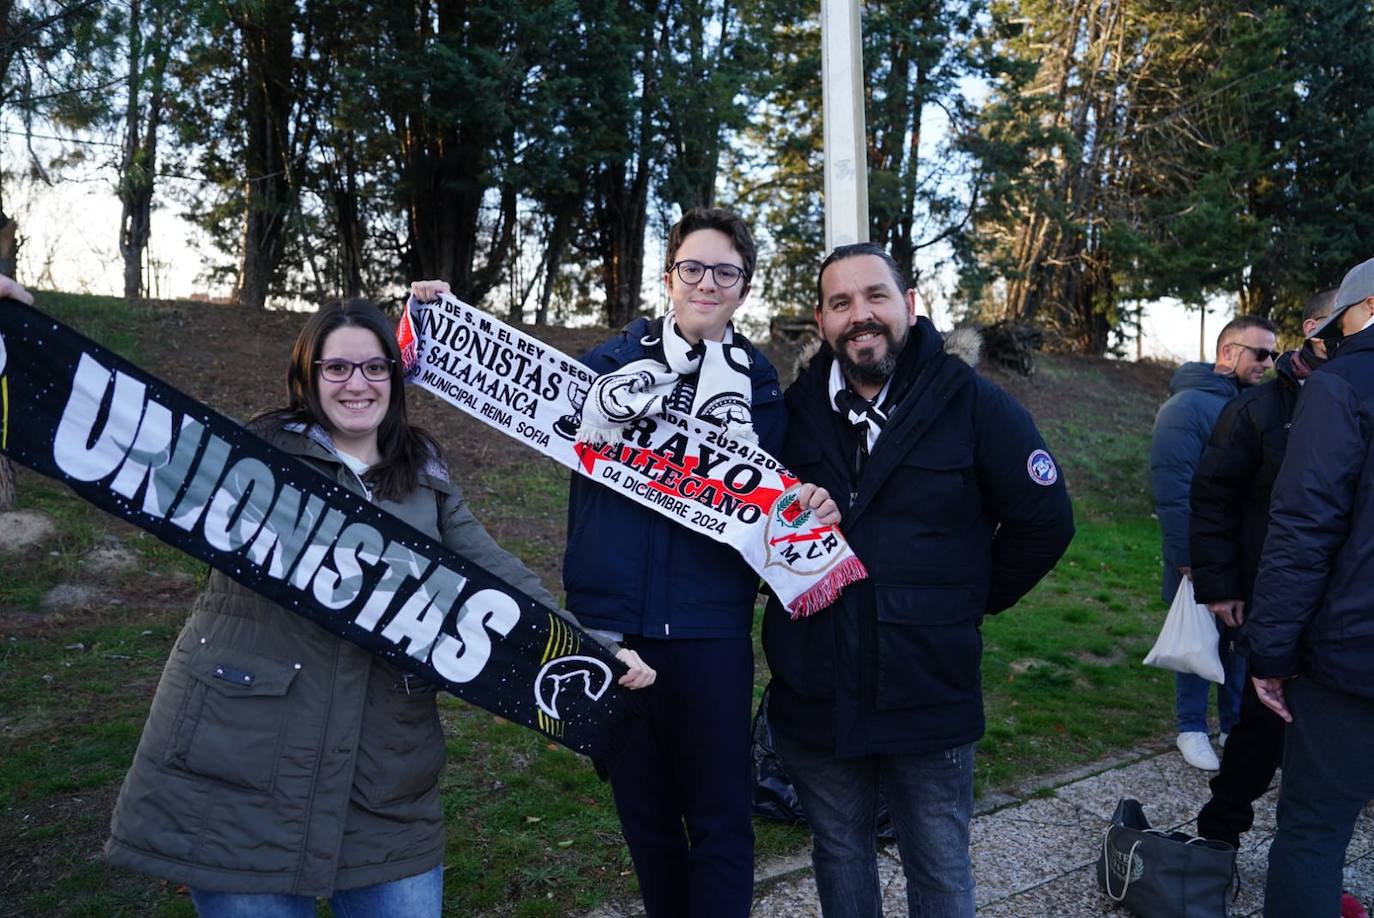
left=763, top=598, right=837, bottom=703
left=874, top=584, right=981, bottom=710
left=893, top=440, right=975, bottom=525
left=163, top=645, right=301, bottom=793
left=353, top=676, right=446, bottom=808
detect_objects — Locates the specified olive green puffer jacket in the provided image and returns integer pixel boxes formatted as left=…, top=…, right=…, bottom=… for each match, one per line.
left=104, top=426, right=557, bottom=895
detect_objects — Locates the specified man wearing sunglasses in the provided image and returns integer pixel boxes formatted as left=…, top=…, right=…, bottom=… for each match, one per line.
left=1188, top=290, right=1333, bottom=849
left=1150, top=314, right=1277, bottom=770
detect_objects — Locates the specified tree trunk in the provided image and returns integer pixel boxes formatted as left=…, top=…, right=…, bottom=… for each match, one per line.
left=118, top=0, right=170, bottom=301
left=597, top=159, right=651, bottom=329
left=536, top=200, right=575, bottom=325
left=390, top=0, right=513, bottom=306
left=0, top=213, right=16, bottom=279
left=330, top=157, right=364, bottom=299
left=589, top=0, right=664, bottom=328
left=232, top=4, right=300, bottom=310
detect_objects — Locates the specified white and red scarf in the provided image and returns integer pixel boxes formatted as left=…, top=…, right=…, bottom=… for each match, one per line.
left=399, top=293, right=867, bottom=618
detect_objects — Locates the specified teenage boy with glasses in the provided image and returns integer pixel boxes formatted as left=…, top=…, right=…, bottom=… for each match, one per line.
left=562, top=207, right=837, bottom=918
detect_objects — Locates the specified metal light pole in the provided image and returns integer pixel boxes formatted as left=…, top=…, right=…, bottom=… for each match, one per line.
left=820, top=0, right=868, bottom=252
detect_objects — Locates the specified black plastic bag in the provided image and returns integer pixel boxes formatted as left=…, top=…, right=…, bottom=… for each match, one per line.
left=750, top=685, right=895, bottom=840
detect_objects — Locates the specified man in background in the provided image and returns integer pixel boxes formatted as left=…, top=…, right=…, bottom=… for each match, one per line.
left=1150, top=315, right=1278, bottom=770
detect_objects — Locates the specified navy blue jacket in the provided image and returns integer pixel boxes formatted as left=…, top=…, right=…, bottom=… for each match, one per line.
left=1150, top=362, right=1240, bottom=602
left=1247, top=325, right=1374, bottom=696
left=1189, top=352, right=1302, bottom=610
left=561, top=317, right=785, bottom=639
left=761, top=318, right=1075, bottom=757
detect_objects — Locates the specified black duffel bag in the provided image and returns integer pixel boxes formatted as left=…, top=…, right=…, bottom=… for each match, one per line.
left=1097, top=797, right=1237, bottom=917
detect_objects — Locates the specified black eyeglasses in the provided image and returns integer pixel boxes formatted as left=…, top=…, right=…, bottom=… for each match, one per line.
left=315, top=358, right=395, bottom=382
left=1232, top=344, right=1281, bottom=362
left=669, top=260, right=747, bottom=289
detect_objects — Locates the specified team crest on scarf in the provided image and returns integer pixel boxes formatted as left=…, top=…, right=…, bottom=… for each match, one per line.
left=763, top=484, right=863, bottom=606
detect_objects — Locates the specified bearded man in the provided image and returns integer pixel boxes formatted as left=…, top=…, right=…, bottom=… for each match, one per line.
left=761, top=243, right=1074, bottom=916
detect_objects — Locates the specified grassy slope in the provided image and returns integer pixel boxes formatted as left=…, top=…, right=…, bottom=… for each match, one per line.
left=0, top=293, right=1177, bottom=916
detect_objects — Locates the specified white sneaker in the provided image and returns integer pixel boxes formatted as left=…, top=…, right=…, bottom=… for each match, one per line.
left=1178, top=732, right=1220, bottom=770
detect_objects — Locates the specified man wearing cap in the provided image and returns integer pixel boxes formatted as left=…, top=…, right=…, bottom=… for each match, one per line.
left=1149, top=314, right=1278, bottom=770
left=1246, top=257, right=1374, bottom=916
left=760, top=243, right=1074, bottom=916
left=1188, top=291, right=1333, bottom=851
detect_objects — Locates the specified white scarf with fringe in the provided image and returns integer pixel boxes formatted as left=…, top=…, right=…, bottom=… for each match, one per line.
left=575, top=314, right=755, bottom=445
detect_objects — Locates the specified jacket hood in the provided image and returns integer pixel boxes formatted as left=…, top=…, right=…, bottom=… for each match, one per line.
left=268, top=421, right=451, bottom=484
left=1168, top=361, right=1237, bottom=398
left=1328, top=322, right=1374, bottom=361
left=943, top=325, right=982, bottom=367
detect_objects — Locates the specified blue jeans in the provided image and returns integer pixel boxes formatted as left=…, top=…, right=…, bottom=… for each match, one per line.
left=1264, top=679, right=1374, bottom=917
left=774, top=730, right=975, bottom=918
left=190, top=864, right=443, bottom=918
left=1176, top=618, right=1246, bottom=734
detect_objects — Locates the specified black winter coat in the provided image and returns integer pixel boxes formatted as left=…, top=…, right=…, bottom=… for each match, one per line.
left=761, top=318, right=1075, bottom=756
left=1189, top=352, right=1301, bottom=610
left=1248, top=325, right=1374, bottom=693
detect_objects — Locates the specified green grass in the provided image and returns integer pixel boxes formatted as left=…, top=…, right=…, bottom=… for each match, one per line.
left=0, top=611, right=198, bottom=916
left=28, top=292, right=150, bottom=363
left=463, top=461, right=573, bottom=575
left=966, top=394, right=1175, bottom=790
left=1, top=477, right=207, bottom=614
left=978, top=513, right=1170, bottom=791
left=435, top=704, right=633, bottom=911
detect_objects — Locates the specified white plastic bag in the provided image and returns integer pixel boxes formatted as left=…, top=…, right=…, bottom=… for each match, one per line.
left=1143, top=579, right=1224, bottom=683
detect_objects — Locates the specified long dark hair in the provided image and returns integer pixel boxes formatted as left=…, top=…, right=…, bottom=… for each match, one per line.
left=256, top=299, right=441, bottom=501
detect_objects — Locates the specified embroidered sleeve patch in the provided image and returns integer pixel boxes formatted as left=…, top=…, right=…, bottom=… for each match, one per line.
left=1027, top=449, right=1058, bottom=486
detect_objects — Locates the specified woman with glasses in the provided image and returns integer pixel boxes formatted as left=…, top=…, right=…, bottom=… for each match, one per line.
left=103, top=298, right=655, bottom=917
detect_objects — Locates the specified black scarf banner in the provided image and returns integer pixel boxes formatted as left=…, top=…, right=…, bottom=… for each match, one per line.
left=0, top=299, right=639, bottom=771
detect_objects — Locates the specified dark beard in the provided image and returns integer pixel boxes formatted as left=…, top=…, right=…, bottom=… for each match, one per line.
left=836, top=323, right=906, bottom=388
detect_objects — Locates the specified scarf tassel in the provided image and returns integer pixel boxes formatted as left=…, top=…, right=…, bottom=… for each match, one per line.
left=787, top=555, right=869, bottom=620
